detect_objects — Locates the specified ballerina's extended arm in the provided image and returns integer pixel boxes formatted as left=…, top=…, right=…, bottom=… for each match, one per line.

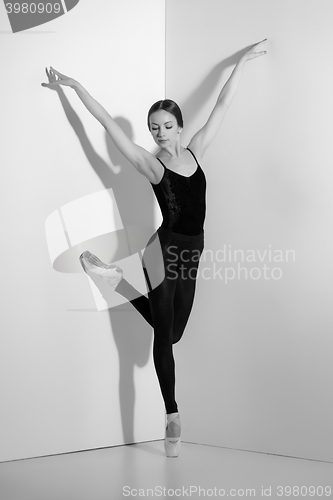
left=41, top=67, right=160, bottom=183
left=188, top=38, right=267, bottom=159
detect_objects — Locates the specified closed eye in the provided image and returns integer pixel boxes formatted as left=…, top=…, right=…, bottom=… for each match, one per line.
left=151, top=125, right=173, bottom=131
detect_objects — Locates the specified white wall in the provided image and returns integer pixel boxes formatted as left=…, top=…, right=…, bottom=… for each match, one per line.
left=0, top=0, right=165, bottom=462
left=166, top=0, right=333, bottom=462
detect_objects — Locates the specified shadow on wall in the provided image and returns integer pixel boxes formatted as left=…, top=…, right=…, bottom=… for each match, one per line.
left=180, top=46, right=253, bottom=134
left=50, top=85, right=157, bottom=444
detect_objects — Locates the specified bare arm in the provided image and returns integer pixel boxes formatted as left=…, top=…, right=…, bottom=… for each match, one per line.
left=42, top=67, right=161, bottom=183
left=188, top=39, right=267, bottom=160
left=73, top=82, right=158, bottom=177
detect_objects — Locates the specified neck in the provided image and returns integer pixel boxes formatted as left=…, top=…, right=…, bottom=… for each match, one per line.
left=160, top=139, right=184, bottom=158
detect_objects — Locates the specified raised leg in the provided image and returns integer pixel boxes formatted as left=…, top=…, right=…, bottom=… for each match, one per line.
left=114, top=272, right=153, bottom=327
left=114, top=229, right=165, bottom=328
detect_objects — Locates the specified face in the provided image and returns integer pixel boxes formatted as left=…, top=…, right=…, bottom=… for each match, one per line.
left=149, top=110, right=181, bottom=148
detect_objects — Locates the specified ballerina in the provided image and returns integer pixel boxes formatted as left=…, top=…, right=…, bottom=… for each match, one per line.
left=42, top=38, right=267, bottom=457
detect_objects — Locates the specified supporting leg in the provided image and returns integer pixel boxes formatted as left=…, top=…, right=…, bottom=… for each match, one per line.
left=149, top=275, right=178, bottom=414
left=171, top=236, right=204, bottom=344
left=172, top=276, right=198, bottom=344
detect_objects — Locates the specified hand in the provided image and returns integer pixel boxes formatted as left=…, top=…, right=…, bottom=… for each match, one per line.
left=242, top=38, right=268, bottom=62
left=41, top=67, right=76, bottom=88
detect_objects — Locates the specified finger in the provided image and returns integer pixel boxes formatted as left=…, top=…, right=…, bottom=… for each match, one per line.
left=47, top=69, right=56, bottom=82
left=257, top=38, right=268, bottom=45
left=252, top=39, right=267, bottom=48
left=42, top=81, right=59, bottom=87
left=252, top=51, right=267, bottom=59
left=49, top=69, right=61, bottom=81
left=50, top=66, right=60, bottom=77
left=51, top=67, right=69, bottom=80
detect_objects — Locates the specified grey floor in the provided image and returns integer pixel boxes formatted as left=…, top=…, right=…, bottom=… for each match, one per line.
left=1, top=440, right=332, bottom=500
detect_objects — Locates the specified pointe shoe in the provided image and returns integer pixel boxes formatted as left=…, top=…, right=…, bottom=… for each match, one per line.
left=79, top=251, right=123, bottom=289
left=164, top=412, right=181, bottom=458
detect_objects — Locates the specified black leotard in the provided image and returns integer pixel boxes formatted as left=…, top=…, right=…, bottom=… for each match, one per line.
left=116, top=147, right=205, bottom=414
left=150, top=148, right=206, bottom=236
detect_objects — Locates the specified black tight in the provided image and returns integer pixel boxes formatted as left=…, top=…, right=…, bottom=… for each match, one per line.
left=114, top=226, right=204, bottom=414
